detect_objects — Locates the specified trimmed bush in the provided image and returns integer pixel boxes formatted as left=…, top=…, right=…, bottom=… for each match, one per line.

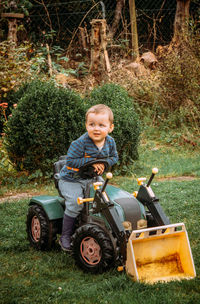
left=86, top=83, right=140, bottom=174
left=4, top=80, right=86, bottom=174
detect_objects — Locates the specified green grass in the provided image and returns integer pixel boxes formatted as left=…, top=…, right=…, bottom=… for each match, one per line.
left=132, top=140, right=200, bottom=178
left=0, top=179, right=200, bottom=304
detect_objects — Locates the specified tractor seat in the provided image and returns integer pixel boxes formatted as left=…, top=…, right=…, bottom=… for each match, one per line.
left=53, top=156, right=66, bottom=192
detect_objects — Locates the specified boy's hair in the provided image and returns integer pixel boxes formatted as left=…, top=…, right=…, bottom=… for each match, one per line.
left=86, top=104, right=114, bottom=124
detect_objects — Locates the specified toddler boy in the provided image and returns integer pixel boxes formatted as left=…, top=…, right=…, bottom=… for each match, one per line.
left=59, top=104, right=118, bottom=251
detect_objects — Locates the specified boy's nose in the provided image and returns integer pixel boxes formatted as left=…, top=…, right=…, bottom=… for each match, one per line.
left=94, top=124, right=100, bottom=130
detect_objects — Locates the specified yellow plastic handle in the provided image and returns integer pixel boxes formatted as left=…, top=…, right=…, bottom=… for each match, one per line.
left=117, top=266, right=125, bottom=272
left=77, top=197, right=94, bottom=205
left=152, top=167, right=158, bottom=174
left=137, top=177, right=146, bottom=186
left=93, top=182, right=103, bottom=190
left=106, top=172, right=113, bottom=179
left=133, top=191, right=138, bottom=197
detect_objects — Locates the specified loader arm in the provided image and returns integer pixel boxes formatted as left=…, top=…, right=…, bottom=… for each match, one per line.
left=136, top=168, right=170, bottom=226
left=92, top=189, right=127, bottom=264
left=136, top=185, right=170, bottom=226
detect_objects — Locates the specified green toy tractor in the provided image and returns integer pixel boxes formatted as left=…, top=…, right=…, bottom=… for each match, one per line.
left=26, top=157, right=196, bottom=283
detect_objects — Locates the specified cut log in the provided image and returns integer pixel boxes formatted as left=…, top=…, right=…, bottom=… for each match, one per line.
left=90, top=19, right=111, bottom=77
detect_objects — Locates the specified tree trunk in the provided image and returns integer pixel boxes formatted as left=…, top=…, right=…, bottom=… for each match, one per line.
left=173, top=0, right=191, bottom=44
left=108, top=0, right=125, bottom=39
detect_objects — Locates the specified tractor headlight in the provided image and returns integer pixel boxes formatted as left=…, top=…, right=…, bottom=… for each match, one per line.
left=123, top=221, right=132, bottom=230
left=137, top=219, right=147, bottom=229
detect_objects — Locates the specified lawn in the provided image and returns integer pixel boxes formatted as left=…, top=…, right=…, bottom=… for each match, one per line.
left=0, top=177, right=200, bottom=304
left=0, top=140, right=200, bottom=304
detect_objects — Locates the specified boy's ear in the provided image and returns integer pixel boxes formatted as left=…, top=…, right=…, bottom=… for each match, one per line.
left=109, top=124, right=114, bottom=133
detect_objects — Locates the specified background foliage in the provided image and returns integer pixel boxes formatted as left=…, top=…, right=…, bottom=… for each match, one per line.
left=0, top=1, right=199, bottom=51
left=0, top=0, right=199, bottom=181
left=158, top=44, right=200, bottom=130
left=0, top=41, right=37, bottom=131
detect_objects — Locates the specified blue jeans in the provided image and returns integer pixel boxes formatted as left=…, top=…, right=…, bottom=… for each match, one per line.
left=58, top=179, right=92, bottom=218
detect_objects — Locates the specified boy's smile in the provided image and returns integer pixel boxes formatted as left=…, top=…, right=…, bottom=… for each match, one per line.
left=86, top=112, right=114, bottom=147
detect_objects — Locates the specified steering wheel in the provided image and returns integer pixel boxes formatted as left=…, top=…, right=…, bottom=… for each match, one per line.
left=78, top=159, right=110, bottom=179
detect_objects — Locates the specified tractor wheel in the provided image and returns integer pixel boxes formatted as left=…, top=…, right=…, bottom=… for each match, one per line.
left=26, top=204, right=56, bottom=250
left=71, top=224, right=115, bottom=273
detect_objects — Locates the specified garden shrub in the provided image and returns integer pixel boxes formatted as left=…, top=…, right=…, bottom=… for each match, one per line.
left=4, top=80, right=86, bottom=174
left=86, top=83, right=140, bottom=174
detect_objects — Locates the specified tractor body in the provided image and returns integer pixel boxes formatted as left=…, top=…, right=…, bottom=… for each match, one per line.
left=26, top=158, right=196, bottom=283
left=27, top=183, right=146, bottom=253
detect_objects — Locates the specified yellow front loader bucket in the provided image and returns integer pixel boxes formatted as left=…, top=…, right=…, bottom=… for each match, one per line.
left=126, top=223, right=196, bottom=284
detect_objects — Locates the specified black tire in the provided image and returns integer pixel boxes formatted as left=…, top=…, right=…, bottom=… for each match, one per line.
left=71, top=224, right=115, bottom=273
left=26, top=204, right=56, bottom=250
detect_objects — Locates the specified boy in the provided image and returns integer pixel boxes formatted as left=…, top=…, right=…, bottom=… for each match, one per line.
left=58, top=104, right=118, bottom=251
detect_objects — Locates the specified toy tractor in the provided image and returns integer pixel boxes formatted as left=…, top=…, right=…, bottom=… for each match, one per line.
left=26, top=158, right=196, bottom=283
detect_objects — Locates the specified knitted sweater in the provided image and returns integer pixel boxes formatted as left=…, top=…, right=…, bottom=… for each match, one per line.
left=60, top=132, right=118, bottom=180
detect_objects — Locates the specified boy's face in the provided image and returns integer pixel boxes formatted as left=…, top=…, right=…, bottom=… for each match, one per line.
left=86, top=112, right=114, bottom=147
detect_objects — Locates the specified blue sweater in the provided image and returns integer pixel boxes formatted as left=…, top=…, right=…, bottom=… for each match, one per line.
left=60, top=132, right=118, bottom=180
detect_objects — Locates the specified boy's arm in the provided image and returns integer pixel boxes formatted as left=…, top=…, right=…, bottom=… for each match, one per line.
left=105, top=139, right=118, bottom=167
left=65, top=140, right=96, bottom=169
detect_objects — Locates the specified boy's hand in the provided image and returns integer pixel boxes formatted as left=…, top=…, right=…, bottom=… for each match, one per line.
left=92, top=163, right=105, bottom=175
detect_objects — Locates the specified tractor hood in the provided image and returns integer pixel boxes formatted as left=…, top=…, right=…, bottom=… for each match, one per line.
left=106, top=185, right=146, bottom=230
left=90, top=184, right=146, bottom=230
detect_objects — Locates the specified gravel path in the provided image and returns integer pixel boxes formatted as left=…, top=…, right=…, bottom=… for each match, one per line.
left=0, top=176, right=198, bottom=203
left=0, top=192, right=43, bottom=203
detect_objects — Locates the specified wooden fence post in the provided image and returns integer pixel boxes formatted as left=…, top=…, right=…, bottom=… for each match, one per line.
left=129, top=0, right=139, bottom=59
